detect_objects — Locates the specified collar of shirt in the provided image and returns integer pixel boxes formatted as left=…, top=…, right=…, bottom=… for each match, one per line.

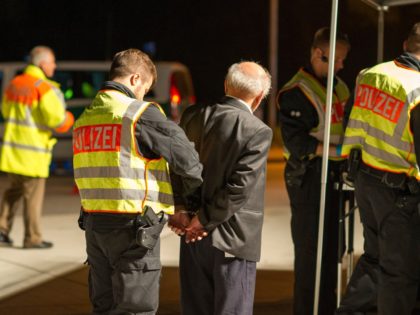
left=24, top=64, right=47, bottom=80
left=225, top=95, right=253, bottom=114
left=395, top=52, right=420, bottom=72
left=101, top=81, right=136, bottom=99
left=303, top=65, right=338, bottom=87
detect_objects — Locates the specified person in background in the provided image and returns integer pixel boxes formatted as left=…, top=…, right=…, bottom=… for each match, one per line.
left=0, top=45, right=74, bottom=249
left=277, top=27, right=351, bottom=315
left=169, top=61, right=273, bottom=315
left=73, top=48, right=202, bottom=314
left=337, top=21, right=420, bottom=315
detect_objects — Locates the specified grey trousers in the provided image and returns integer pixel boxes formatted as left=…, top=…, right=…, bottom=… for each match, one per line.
left=179, top=235, right=257, bottom=315
left=0, top=173, right=46, bottom=246
left=85, top=214, right=162, bottom=315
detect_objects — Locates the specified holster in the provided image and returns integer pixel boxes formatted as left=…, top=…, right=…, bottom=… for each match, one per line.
left=345, top=148, right=361, bottom=183
left=135, top=206, right=168, bottom=250
left=78, top=208, right=86, bottom=231
left=406, top=177, right=420, bottom=195
left=285, top=156, right=309, bottom=187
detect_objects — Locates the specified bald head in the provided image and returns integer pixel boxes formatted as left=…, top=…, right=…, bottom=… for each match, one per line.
left=29, top=45, right=56, bottom=77
left=30, top=46, right=54, bottom=66
left=225, top=61, right=271, bottom=101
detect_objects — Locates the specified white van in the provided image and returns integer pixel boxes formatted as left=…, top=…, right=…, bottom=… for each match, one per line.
left=0, top=60, right=195, bottom=173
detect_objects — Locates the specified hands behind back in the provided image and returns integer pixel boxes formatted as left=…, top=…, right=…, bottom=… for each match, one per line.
left=185, top=215, right=208, bottom=243
left=168, top=211, right=208, bottom=243
left=168, top=211, right=191, bottom=236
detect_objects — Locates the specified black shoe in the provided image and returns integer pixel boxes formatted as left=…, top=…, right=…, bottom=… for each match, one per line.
left=23, top=241, right=53, bottom=249
left=0, top=232, right=13, bottom=247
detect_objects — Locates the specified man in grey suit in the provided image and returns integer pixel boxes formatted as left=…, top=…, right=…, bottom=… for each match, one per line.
left=169, top=61, right=273, bottom=315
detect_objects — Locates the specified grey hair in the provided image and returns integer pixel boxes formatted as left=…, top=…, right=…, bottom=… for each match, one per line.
left=29, top=46, right=54, bottom=66
left=225, top=61, right=271, bottom=99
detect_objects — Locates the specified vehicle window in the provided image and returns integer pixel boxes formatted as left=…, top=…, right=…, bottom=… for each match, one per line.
left=171, top=70, right=193, bottom=99
left=53, top=70, right=108, bottom=100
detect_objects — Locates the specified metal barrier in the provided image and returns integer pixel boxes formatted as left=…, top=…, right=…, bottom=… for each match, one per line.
left=334, top=181, right=358, bottom=307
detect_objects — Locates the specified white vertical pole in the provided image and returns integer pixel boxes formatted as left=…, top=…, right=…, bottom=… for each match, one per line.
left=313, top=0, right=339, bottom=314
left=268, top=0, right=279, bottom=129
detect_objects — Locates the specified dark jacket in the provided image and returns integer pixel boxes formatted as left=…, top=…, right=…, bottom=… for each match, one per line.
left=179, top=96, right=273, bottom=261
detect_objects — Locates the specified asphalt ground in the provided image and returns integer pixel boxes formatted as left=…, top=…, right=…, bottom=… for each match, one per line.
left=0, top=266, right=294, bottom=315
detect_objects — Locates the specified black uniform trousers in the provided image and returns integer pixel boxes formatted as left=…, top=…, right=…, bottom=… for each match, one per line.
left=285, top=157, right=344, bottom=315
left=337, top=170, right=420, bottom=315
left=84, top=213, right=161, bottom=315
left=179, top=235, right=257, bottom=315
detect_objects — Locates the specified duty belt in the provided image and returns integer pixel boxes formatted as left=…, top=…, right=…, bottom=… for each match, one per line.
left=359, top=163, right=419, bottom=194
left=359, top=163, right=393, bottom=181
left=81, top=211, right=145, bottom=231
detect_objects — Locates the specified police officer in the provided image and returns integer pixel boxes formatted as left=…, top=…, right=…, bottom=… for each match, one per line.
left=73, top=49, right=202, bottom=314
left=337, top=22, right=420, bottom=315
left=0, top=45, right=74, bottom=249
left=277, top=27, right=351, bottom=315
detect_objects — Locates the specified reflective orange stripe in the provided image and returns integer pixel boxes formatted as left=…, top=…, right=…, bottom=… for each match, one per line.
left=55, top=111, right=74, bottom=133
left=36, top=80, right=54, bottom=96
left=4, top=73, right=57, bottom=107
left=4, top=74, right=38, bottom=106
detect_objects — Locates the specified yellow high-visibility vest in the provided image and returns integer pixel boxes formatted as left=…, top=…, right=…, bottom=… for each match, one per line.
left=278, top=68, right=350, bottom=159
left=73, top=89, right=175, bottom=215
left=0, top=65, right=67, bottom=177
left=342, top=60, right=420, bottom=179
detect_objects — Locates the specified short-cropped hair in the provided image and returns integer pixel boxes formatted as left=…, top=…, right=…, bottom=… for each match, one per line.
left=312, top=27, right=350, bottom=50
left=406, top=22, right=420, bottom=54
left=225, top=62, right=271, bottom=99
left=110, top=48, right=157, bottom=87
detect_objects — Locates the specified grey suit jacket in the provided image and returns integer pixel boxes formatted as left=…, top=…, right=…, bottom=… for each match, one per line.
left=179, top=96, right=273, bottom=261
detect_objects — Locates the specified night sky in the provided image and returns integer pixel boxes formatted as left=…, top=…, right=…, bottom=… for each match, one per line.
left=1, top=0, right=419, bottom=109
